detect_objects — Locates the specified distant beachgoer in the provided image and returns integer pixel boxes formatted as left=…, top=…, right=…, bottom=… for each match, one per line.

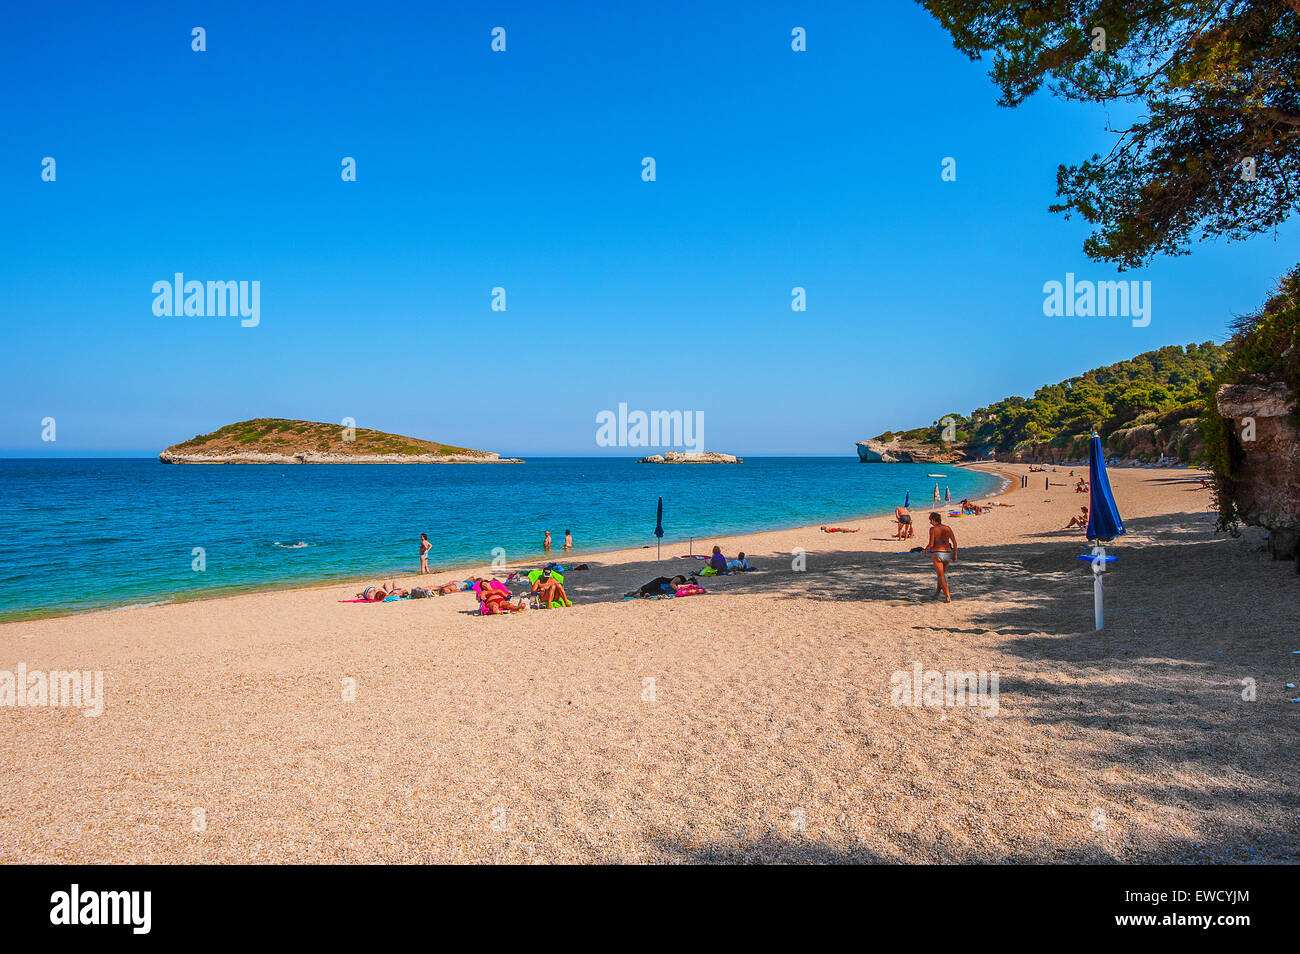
left=819, top=526, right=859, bottom=533
left=563, top=529, right=573, bottom=551
left=895, top=506, right=913, bottom=540
left=543, top=530, right=552, bottom=552
left=922, top=513, right=956, bottom=603
left=709, top=546, right=728, bottom=573
left=726, top=551, right=752, bottom=571
left=1066, top=506, right=1088, bottom=529
left=419, top=533, right=432, bottom=574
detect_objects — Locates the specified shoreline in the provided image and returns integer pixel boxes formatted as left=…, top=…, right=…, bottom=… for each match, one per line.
left=4, top=464, right=1011, bottom=624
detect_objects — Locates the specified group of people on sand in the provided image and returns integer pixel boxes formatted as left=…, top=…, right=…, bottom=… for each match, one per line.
left=543, top=530, right=573, bottom=553
left=478, top=568, right=571, bottom=614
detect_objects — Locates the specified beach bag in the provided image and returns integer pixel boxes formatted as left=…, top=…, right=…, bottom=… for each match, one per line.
left=699, top=566, right=717, bottom=577
left=409, top=587, right=431, bottom=599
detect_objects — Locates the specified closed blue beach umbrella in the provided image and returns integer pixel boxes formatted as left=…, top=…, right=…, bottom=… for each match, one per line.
left=654, top=496, right=664, bottom=560
left=904, top=490, right=910, bottom=509
left=1083, top=433, right=1125, bottom=629
left=1086, top=434, right=1125, bottom=542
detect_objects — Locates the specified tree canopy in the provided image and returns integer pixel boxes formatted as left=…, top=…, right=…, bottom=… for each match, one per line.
left=879, top=342, right=1230, bottom=453
left=922, top=0, right=1300, bottom=267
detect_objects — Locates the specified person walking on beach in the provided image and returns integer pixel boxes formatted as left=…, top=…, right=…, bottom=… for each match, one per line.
left=543, top=530, right=552, bottom=552
left=419, top=532, right=432, bottom=574
left=563, top=529, right=573, bottom=552
left=923, top=512, right=956, bottom=603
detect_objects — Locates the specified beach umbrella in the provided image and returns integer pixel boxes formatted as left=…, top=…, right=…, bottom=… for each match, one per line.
left=654, top=496, right=664, bottom=560
left=904, top=490, right=910, bottom=509
left=1084, top=433, right=1126, bottom=630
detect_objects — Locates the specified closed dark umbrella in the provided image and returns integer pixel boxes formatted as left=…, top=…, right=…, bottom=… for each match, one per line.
left=654, top=496, right=664, bottom=561
left=904, top=490, right=910, bottom=509
left=1084, top=433, right=1125, bottom=629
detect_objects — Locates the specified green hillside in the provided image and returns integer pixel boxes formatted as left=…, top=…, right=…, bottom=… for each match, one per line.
left=166, top=418, right=492, bottom=458
left=877, top=343, right=1230, bottom=461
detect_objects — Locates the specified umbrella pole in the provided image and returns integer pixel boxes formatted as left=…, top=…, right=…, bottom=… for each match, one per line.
left=1092, top=544, right=1104, bottom=630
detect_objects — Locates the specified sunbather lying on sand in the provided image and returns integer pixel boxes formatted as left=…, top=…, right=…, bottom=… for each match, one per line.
left=433, top=579, right=472, bottom=595
left=357, top=582, right=408, bottom=601
left=819, top=526, right=858, bottom=533
left=624, top=575, right=692, bottom=598
left=480, top=583, right=527, bottom=614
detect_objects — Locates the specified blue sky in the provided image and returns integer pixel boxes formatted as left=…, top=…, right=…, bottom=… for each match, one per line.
left=2, top=1, right=1296, bottom=457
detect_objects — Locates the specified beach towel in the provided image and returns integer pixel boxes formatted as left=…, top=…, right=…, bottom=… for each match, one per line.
left=674, top=584, right=706, bottom=597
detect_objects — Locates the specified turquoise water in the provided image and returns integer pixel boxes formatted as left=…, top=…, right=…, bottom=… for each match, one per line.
left=0, top=458, right=1000, bottom=620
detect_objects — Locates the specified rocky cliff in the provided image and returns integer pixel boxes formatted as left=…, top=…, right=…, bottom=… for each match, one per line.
left=855, top=439, right=964, bottom=464
left=1214, top=378, right=1300, bottom=558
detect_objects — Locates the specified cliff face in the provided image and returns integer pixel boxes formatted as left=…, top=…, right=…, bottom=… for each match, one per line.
left=1215, top=377, right=1300, bottom=557
left=855, top=439, right=963, bottom=464
left=160, top=418, right=522, bottom=464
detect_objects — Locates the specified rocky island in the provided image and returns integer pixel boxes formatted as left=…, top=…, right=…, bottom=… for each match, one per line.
left=637, top=451, right=742, bottom=464
left=159, top=418, right=524, bottom=464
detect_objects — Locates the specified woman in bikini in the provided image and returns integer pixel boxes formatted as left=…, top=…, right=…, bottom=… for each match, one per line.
left=480, top=581, right=527, bottom=614
left=922, top=512, right=956, bottom=603
left=419, top=533, right=432, bottom=574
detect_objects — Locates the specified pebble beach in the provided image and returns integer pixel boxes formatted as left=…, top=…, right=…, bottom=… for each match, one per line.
left=2, top=464, right=1296, bottom=864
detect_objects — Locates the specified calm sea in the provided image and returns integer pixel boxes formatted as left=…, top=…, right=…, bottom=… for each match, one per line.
left=0, top=457, right=1001, bottom=620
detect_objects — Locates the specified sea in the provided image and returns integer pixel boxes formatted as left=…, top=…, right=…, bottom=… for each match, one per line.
left=0, top=457, right=1002, bottom=620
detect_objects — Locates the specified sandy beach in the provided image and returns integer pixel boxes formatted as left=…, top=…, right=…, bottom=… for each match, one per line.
left=2, top=464, right=1296, bottom=864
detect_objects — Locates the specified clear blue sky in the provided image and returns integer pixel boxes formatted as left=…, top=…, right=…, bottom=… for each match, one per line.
left=3, top=1, right=1296, bottom=457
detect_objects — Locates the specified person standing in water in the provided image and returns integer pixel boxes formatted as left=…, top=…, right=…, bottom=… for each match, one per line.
left=419, top=532, right=432, bottom=574
left=563, top=529, right=573, bottom=551
left=543, top=530, right=552, bottom=552
left=922, top=512, right=957, bottom=603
